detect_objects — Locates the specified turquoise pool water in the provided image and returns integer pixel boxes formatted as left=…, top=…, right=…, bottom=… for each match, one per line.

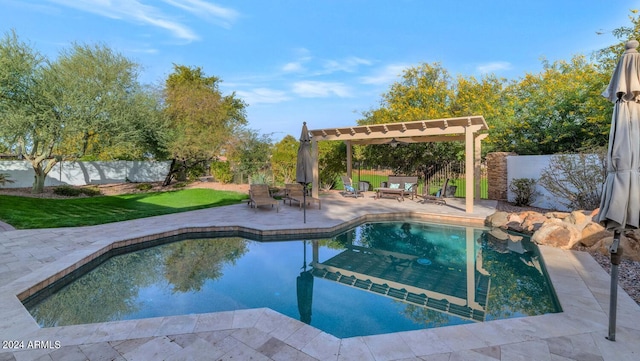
left=25, top=222, right=561, bottom=338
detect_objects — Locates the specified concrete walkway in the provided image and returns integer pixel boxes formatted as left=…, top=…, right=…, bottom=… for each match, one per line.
left=1, top=192, right=639, bottom=360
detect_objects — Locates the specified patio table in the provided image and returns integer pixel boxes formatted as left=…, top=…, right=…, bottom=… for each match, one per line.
left=375, top=187, right=406, bottom=201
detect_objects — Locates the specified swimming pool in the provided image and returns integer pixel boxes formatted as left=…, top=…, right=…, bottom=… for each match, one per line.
left=24, top=221, right=561, bottom=338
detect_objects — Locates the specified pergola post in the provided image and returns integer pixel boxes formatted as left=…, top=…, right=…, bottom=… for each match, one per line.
left=475, top=134, right=488, bottom=200
left=465, top=124, right=474, bottom=213
left=346, top=141, right=353, bottom=178
left=312, top=138, right=319, bottom=198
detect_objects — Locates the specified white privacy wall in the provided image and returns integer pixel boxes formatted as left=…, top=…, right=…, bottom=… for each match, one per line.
left=0, top=160, right=172, bottom=188
left=506, top=155, right=573, bottom=211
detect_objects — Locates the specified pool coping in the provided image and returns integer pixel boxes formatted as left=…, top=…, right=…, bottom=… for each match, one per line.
left=1, top=195, right=640, bottom=360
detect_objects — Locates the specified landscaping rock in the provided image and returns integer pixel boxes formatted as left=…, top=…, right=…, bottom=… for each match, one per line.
left=532, top=222, right=582, bottom=249
left=486, top=209, right=640, bottom=261
left=485, top=211, right=509, bottom=228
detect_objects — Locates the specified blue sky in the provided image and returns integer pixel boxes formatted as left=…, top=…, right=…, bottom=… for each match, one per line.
left=0, top=1, right=636, bottom=140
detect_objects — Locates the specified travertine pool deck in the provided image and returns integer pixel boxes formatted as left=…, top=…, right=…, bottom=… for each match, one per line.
left=1, top=192, right=639, bottom=360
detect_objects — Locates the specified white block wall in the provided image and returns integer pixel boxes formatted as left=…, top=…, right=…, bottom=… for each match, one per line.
left=0, top=160, right=172, bottom=188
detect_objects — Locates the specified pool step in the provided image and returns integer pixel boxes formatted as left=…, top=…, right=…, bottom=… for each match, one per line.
left=311, top=267, right=485, bottom=322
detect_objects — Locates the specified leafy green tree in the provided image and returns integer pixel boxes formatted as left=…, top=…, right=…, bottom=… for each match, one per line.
left=163, top=65, right=247, bottom=184
left=271, top=135, right=298, bottom=184
left=358, top=63, right=467, bottom=178
left=495, top=56, right=610, bottom=154
left=0, top=31, right=161, bottom=193
left=226, top=128, right=272, bottom=183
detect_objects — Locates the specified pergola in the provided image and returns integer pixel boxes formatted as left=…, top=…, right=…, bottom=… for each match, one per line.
left=307, top=116, right=489, bottom=213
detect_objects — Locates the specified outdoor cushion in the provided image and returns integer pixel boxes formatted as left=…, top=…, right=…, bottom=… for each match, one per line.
left=389, top=183, right=400, bottom=189
left=345, top=185, right=355, bottom=192
left=404, top=183, right=413, bottom=191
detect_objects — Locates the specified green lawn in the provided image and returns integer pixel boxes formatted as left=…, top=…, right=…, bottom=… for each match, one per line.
left=0, top=188, right=248, bottom=229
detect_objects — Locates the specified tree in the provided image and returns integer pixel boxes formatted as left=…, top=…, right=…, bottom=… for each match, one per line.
left=491, top=56, right=610, bottom=155
left=162, top=65, right=247, bottom=185
left=226, top=128, right=272, bottom=183
left=0, top=31, right=165, bottom=192
left=358, top=63, right=467, bottom=178
left=271, top=135, right=298, bottom=184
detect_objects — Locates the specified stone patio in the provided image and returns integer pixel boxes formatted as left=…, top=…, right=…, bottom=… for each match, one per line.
left=1, top=192, right=639, bottom=360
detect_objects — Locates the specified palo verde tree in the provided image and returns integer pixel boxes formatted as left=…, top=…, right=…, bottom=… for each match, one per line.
left=493, top=56, right=610, bottom=155
left=162, top=65, right=247, bottom=185
left=0, top=31, right=160, bottom=193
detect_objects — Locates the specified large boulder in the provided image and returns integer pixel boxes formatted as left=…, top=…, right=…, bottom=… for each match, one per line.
left=484, top=209, right=640, bottom=260
left=485, top=211, right=509, bottom=228
left=532, top=221, right=582, bottom=249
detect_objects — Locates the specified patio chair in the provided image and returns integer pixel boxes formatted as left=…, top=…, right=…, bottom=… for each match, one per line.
left=284, top=183, right=321, bottom=209
left=421, top=178, right=449, bottom=205
left=249, top=184, right=279, bottom=212
left=340, top=175, right=362, bottom=198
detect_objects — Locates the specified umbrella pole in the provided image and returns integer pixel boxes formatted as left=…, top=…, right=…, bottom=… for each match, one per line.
left=607, top=230, right=623, bottom=341
left=303, top=184, right=307, bottom=224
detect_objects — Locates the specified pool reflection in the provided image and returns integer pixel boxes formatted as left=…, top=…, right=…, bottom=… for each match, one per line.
left=25, top=222, right=561, bottom=338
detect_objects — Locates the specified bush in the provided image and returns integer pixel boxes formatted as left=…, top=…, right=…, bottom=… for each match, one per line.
left=508, top=178, right=539, bottom=206
left=53, top=185, right=101, bottom=197
left=0, top=173, right=14, bottom=186
left=172, top=182, right=188, bottom=189
left=135, top=183, right=153, bottom=191
left=211, top=161, right=233, bottom=184
left=250, top=172, right=269, bottom=184
left=538, top=149, right=606, bottom=210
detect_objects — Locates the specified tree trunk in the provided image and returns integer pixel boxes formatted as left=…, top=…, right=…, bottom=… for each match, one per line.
left=31, top=164, right=47, bottom=194
left=162, top=159, right=177, bottom=186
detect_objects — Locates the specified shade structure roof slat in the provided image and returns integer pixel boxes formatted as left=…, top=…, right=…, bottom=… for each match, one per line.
left=308, top=116, right=488, bottom=143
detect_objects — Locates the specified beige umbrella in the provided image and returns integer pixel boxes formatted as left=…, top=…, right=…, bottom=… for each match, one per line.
left=594, top=40, right=640, bottom=341
left=296, top=122, right=313, bottom=223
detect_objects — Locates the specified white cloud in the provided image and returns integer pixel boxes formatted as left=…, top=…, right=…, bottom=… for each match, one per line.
left=236, top=88, right=290, bottom=104
left=476, top=61, right=512, bottom=74
left=360, top=64, right=407, bottom=85
left=282, top=62, right=305, bottom=73
left=162, top=0, right=239, bottom=28
left=47, top=0, right=239, bottom=41
left=322, top=56, right=372, bottom=73
left=292, top=81, right=352, bottom=98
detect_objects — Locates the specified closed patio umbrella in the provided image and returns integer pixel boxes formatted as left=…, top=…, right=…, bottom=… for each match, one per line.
left=296, top=122, right=313, bottom=223
left=594, top=40, right=640, bottom=341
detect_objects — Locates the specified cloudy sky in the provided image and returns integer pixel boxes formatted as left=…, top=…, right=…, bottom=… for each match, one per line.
left=0, top=0, right=634, bottom=139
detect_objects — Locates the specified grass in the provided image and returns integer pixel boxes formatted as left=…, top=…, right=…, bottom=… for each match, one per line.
left=347, top=175, right=489, bottom=199
left=0, top=188, right=248, bottom=229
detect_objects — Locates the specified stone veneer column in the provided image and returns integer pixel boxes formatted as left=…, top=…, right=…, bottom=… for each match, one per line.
left=486, top=152, right=517, bottom=201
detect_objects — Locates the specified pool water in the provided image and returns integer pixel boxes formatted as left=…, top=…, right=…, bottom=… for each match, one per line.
left=25, top=222, right=561, bottom=338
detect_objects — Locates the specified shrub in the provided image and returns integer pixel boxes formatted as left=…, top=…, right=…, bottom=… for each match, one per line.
left=211, top=161, right=233, bottom=184
left=172, top=182, right=188, bottom=189
left=135, top=183, right=153, bottom=191
left=508, top=178, right=539, bottom=206
left=53, top=185, right=101, bottom=197
left=538, top=149, right=606, bottom=210
left=250, top=172, right=269, bottom=185
left=0, top=173, right=14, bottom=186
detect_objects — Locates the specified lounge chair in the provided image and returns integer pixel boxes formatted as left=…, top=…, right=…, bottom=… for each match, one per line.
left=421, top=178, right=449, bottom=205
left=340, top=175, right=362, bottom=198
left=249, top=184, right=279, bottom=212
left=284, top=183, right=321, bottom=209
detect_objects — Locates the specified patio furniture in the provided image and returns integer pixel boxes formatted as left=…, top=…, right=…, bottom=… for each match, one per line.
left=340, top=175, right=363, bottom=198
left=375, top=176, right=418, bottom=201
left=249, top=184, right=279, bottom=212
left=421, top=178, right=449, bottom=205
left=284, top=183, right=321, bottom=209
